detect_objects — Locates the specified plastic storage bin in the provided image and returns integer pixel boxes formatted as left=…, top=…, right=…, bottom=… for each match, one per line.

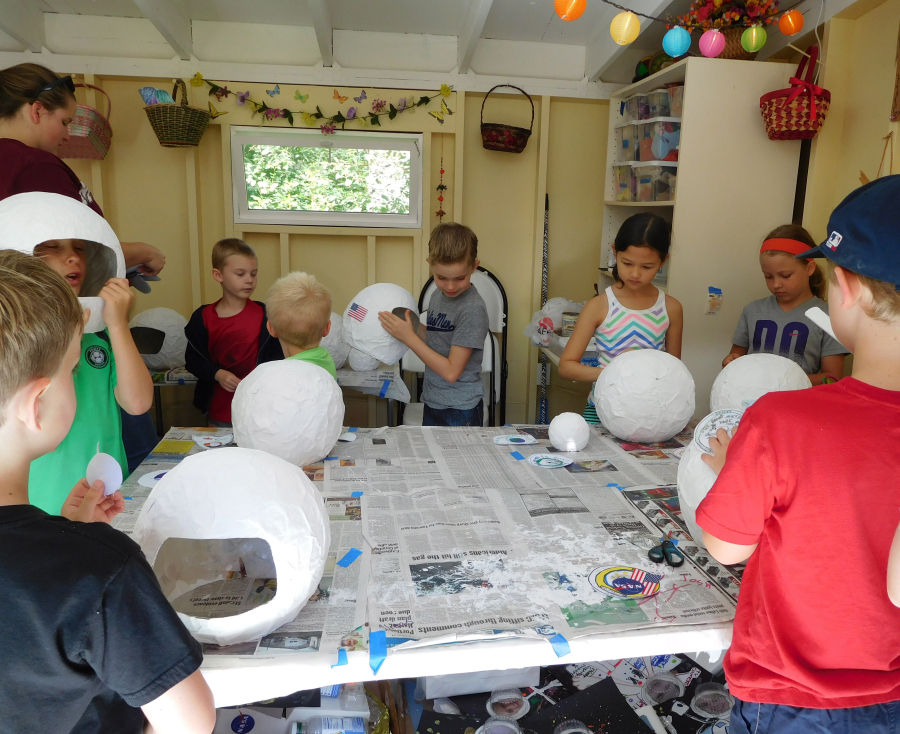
left=667, top=85, right=684, bottom=117
left=617, top=124, right=637, bottom=162
left=648, top=89, right=670, bottom=118
left=637, top=120, right=680, bottom=162
left=623, top=94, right=650, bottom=123
left=634, top=164, right=677, bottom=202
left=613, top=165, right=635, bottom=202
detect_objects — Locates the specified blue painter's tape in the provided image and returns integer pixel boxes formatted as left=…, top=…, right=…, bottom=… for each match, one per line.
left=379, top=380, right=390, bottom=398
left=123, top=496, right=133, bottom=501
left=349, top=427, right=358, bottom=432
left=709, top=286, right=723, bottom=295
left=351, top=491, right=364, bottom=498
left=325, top=456, right=339, bottom=461
left=332, top=648, right=349, bottom=667
left=605, top=483, right=625, bottom=491
left=337, top=548, right=362, bottom=567
left=369, top=631, right=387, bottom=674
left=549, top=633, right=571, bottom=657
left=510, top=451, right=525, bottom=461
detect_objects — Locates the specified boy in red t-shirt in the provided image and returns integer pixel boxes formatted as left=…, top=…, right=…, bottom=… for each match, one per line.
left=184, top=238, right=282, bottom=426
left=697, top=176, right=900, bottom=732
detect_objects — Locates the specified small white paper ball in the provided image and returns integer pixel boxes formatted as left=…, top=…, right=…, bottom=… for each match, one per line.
left=710, top=353, right=812, bottom=411
left=133, top=447, right=330, bottom=645
left=549, top=412, right=590, bottom=452
left=128, top=307, right=189, bottom=370
left=676, top=441, right=718, bottom=549
left=348, top=347, right=379, bottom=372
left=233, top=360, right=344, bottom=467
left=594, top=350, right=695, bottom=442
left=320, top=312, right=350, bottom=369
left=343, top=283, right=418, bottom=365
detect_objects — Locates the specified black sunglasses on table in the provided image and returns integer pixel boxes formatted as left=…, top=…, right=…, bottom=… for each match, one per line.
left=32, top=75, right=76, bottom=99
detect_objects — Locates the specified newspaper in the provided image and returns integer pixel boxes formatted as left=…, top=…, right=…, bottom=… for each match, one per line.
left=335, top=368, right=411, bottom=402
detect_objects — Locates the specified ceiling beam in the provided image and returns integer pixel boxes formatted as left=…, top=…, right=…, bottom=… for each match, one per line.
left=306, top=0, right=334, bottom=67
left=584, top=0, right=674, bottom=82
left=0, top=0, right=45, bottom=52
left=458, top=0, right=494, bottom=74
left=131, top=0, right=193, bottom=60
left=755, top=0, right=859, bottom=60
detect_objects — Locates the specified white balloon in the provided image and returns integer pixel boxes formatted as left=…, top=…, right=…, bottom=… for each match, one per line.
left=129, top=307, right=189, bottom=370
left=549, top=412, right=590, bottom=452
left=132, top=447, right=330, bottom=645
left=710, top=353, right=811, bottom=411
left=320, top=312, right=350, bottom=369
left=232, top=360, right=344, bottom=467
left=676, top=441, right=718, bottom=549
left=348, top=347, right=379, bottom=372
left=594, top=350, right=695, bottom=442
left=343, top=283, right=418, bottom=365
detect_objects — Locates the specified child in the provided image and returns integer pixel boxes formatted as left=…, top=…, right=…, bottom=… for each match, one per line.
left=378, top=222, right=489, bottom=427
left=698, top=177, right=900, bottom=731
left=722, top=224, right=847, bottom=383
left=558, top=213, right=683, bottom=422
left=185, top=238, right=282, bottom=426
left=265, top=271, right=337, bottom=376
left=0, top=250, right=215, bottom=733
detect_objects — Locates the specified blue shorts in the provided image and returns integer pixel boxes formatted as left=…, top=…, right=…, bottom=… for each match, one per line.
left=729, top=695, right=900, bottom=734
left=423, top=401, right=484, bottom=427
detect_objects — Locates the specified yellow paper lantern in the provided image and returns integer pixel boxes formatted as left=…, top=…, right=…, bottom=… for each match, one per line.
left=555, top=0, right=586, bottom=21
left=610, top=11, right=641, bottom=46
left=779, top=10, right=804, bottom=36
left=741, top=25, right=767, bottom=53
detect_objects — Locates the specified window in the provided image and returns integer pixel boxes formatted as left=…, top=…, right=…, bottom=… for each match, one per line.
left=231, top=126, right=423, bottom=228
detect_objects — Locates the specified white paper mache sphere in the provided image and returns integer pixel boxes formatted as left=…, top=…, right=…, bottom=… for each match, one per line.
left=128, top=307, right=188, bottom=370
left=348, top=347, right=379, bottom=372
left=320, top=312, right=350, bottom=369
left=549, top=412, right=591, bottom=452
left=343, top=283, right=418, bottom=365
left=233, top=360, right=345, bottom=467
left=594, top=350, right=695, bottom=442
left=710, top=353, right=812, bottom=411
left=132, top=447, right=330, bottom=645
left=676, top=441, right=718, bottom=549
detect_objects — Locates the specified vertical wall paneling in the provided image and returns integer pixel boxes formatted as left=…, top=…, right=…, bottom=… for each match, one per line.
left=279, top=232, right=290, bottom=277
left=367, top=235, right=377, bottom=286
left=220, top=122, right=235, bottom=240
left=82, top=74, right=105, bottom=211
left=453, top=93, right=466, bottom=223
left=185, top=147, right=203, bottom=310
left=421, top=132, right=433, bottom=289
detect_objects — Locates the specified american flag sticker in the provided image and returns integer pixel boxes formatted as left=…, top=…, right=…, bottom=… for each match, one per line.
left=348, top=302, right=368, bottom=322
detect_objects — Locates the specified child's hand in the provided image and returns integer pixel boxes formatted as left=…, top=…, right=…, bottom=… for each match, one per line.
left=378, top=310, right=417, bottom=345
left=701, top=427, right=737, bottom=476
left=215, top=369, right=241, bottom=392
left=722, top=352, right=741, bottom=368
left=98, top=277, right=134, bottom=328
left=61, top=479, right=125, bottom=524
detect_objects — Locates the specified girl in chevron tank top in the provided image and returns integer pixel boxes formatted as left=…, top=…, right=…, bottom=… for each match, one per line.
left=558, top=213, right=684, bottom=422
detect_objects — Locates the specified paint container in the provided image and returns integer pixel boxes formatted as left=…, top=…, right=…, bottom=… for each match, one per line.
left=553, top=720, right=590, bottom=734
left=486, top=689, right=529, bottom=719
left=561, top=312, right=579, bottom=336
left=643, top=671, right=685, bottom=705
left=475, top=716, right=522, bottom=734
left=690, top=683, right=735, bottom=719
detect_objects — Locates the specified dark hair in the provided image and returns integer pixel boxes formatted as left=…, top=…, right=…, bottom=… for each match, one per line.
left=761, top=223, right=825, bottom=299
left=0, top=63, right=75, bottom=120
left=611, top=213, right=671, bottom=284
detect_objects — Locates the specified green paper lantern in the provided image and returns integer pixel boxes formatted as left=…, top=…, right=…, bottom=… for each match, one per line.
left=741, top=25, right=767, bottom=53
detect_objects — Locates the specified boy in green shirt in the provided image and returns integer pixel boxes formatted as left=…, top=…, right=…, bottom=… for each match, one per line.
left=265, top=271, right=337, bottom=377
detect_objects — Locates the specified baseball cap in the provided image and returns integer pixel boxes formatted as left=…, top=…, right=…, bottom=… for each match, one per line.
left=795, top=175, right=900, bottom=286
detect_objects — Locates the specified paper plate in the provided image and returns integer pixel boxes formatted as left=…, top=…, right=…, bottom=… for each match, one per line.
left=693, top=410, right=743, bottom=453
left=527, top=453, right=572, bottom=468
left=138, top=470, right=168, bottom=488
left=589, top=565, right=662, bottom=599
left=193, top=433, right=233, bottom=449
left=494, top=434, right=538, bottom=445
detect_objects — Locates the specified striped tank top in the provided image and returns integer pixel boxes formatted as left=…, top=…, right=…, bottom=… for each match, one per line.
left=594, top=286, right=669, bottom=366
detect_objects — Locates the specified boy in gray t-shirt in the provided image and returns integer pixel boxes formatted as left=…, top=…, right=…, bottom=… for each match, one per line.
left=378, top=223, right=489, bottom=427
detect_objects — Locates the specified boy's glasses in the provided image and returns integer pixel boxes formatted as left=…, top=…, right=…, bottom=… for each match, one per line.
left=32, top=75, right=76, bottom=99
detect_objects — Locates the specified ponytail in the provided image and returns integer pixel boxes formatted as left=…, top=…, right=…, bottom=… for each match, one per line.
left=0, top=63, right=75, bottom=120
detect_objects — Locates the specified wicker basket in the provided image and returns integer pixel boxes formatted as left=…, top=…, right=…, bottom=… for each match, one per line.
left=144, top=79, right=211, bottom=148
left=760, top=46, right=830, bottom=140
left=58, top=83, right=112, bottom=161
left=719, top=26, right=757, bottom=61
left=481, top=85, right=534, bottom=154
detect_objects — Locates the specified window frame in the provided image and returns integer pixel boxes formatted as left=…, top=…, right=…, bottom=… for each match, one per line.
left=230, top=126, right=423, bottom=228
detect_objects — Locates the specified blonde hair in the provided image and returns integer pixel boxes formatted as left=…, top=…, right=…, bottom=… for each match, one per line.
left=762, top=224, right=826, bottom=299
left=428, top=223, right=478, bottom=267
left=266, top=272, right=332, bottom=348
left=827, top=263, right=900, bottom=324
left=212, top=238, right=256, bottom=271
left=0, top=250, right=82, bottom=427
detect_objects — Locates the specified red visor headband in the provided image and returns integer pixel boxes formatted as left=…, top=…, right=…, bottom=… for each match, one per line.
left=761, top=238, right=812, bottom=261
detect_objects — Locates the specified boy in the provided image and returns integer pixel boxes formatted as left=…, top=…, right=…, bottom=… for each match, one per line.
left=379, top=223, right=489, bottom=427
left=697, top=176, right=900, bottom=732
left=265, top=271, right=337, bottom=376
left=0, top=250, right=215, bottom=734
left=185, top=238, right=282, bottom=426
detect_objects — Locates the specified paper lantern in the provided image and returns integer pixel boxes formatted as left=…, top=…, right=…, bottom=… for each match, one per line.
left=0, top=192, right=124, bottom=333
left=549, top=412, right=590, bottom=452
left=128, top=307, right=188, bottom=370
left=610, top=12, right=641, bottom=46
left=132, top=447, right=330, bottom=645
left=710, top=353, right=811, bottom=412
left=343, top=283, right=417, bottom=365
left=233, top=360, right=345, bottom=467
left=663, top=27, right=691, bottom=58
left=348, top=347, right=379, bottom=371
left=555, top=0, right=586, bottom=21
left=779, top=10, right=804, bottom=36
left=594, top=350, right=695, bottom=442
left=741, top=25, right=767, bottom=53
left=699, top=29, right=726, bottom=58
left=320, top=311, right=351, bottom=369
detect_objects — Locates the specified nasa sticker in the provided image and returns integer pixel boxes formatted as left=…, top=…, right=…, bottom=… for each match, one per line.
left=527, top=453, right=573, bottom=468
left=589, top=566, right=662, bottom=599
left=138, top=470, right=168, bottom=488
left=493, top=434, right=538, bottom=445
left=230, top=714, right=255, bottom=733
left=193, top=433, right=233, bottom=449
left=693, top=409, right=744, bottom=454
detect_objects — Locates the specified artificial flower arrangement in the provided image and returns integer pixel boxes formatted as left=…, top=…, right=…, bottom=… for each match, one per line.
left=673, top=0, right=780, bottom=30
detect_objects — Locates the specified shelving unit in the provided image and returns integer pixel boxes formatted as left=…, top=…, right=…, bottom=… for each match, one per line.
left=601, top=57, right=802, bottom=415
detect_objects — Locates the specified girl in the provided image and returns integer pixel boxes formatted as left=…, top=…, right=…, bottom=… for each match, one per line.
left=559, top=213, right=684, bottom=421
left=722, top=224, right=847, bottom=384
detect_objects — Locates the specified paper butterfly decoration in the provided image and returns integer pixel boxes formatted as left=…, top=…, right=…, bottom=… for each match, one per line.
left=429, top=99, right=454, bottom=124
left=294, top=90, right=309, bottom=102
left=266, top=84, right=280, bottom=97
left=333, top=89, right=348, bottom=104
left=354, top=90, right=367, bottom=103
left=208, top=102, right=228, bottom=118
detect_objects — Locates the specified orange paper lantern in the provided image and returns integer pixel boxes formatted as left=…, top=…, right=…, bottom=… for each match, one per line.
left=779, top=10, right=804, bottom=36
left=555, top=0, right=586, bottom=21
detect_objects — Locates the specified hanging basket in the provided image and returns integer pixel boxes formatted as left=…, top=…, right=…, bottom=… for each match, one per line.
left=481, top=85, right=534, bottom=154
left=144, top=79, right=211, bottom=148
left=58, top=83, right=113, bottom=161
left=719, top=26, right=757, bottom=61
left=760, top=46, right=830, bottom=140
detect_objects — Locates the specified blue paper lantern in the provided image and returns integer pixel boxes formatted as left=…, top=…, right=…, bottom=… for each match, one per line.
left=663, top=27, right=691, bottom=58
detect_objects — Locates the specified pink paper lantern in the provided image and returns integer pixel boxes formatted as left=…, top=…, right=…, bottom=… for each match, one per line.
left=699, top=29, right=726, bottom=58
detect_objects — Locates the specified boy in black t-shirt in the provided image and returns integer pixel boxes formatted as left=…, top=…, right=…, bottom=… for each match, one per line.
left=0, top=251, right=215, bottom=734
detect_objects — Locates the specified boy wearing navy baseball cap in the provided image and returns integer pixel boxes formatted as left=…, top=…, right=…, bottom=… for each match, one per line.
left=697, top=175, right=900, bottom=733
